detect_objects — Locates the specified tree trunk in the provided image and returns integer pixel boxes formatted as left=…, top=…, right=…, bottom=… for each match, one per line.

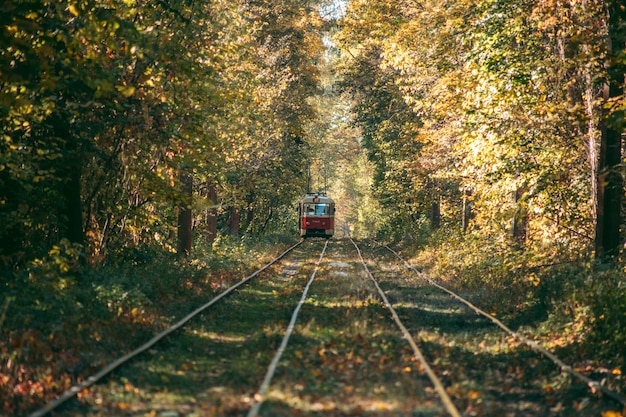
left=63, top=164, right=84, bottom=245
left=512, top=187, right=528, bottom=246
left=245, top=192, right=255, bottom=232
left=52, top=113, right=84, bottom=246
left=206, top=182, right=218, bottom=246
left=584, top=52, right=600, bottom=237
left=594, top=0, right=624, bottom=259
left=177, top=174, right=193, bottom=257
left=462, top=189, right=472, bottom=232
left=595, top=82, right=623, bottom=258
left=230, top=206, right=240, bottom=236
left=431, top=199, right=441, bottom=230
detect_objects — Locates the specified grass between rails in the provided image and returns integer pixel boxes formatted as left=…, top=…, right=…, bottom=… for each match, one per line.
left=69, top=242, right=325, bottom=417
left=256, top=239, right=445, bottom=416
left=55, top=238, right=448, bottom=416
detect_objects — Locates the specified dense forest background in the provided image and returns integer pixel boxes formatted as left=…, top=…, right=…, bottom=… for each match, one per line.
left=1, top=0, right=626, bottom=413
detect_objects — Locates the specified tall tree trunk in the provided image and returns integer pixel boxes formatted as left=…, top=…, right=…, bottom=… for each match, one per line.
left=431, top=198, right=441, bottom=230
left=52, top=113, right=84, bottom=245
left=63, top=163, right=84, bottom=245
left=597, top=119, right=622, bottom=258
left=229, top=206, right=240, bottom=236
left=462, top=189, right=473, bottom=233
left=177, top=174, right=193, bottom=257
left=595, top=82, right=623, bottom=258
left=584, top=51, right=601, bottom=236
left=245, top=192, right=255, bottom=232
left=594, top=0, right=625, bottom=259
left=512, top=187, right=528, bottom=246
left=206, top=182, right=218, bottom=246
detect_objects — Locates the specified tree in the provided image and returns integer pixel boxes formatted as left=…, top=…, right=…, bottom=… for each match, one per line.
left=177, top=174, right=193, bottom=257
left=333, top=0, right=624, bottom=258
left=1, top=0, right=331, bottom=266
left=595, top=0, right=626, bottom=259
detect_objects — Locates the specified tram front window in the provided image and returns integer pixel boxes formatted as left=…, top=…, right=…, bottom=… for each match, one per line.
left=315, top=204, right=327, bottom=215
left=305, top=203, right=328, bottom=216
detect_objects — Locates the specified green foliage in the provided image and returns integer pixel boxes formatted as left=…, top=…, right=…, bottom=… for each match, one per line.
left=1, top=228, right=298, bottom=415
left=335, top=43, right=426, bottom=236
left=1, top=0, right=328, bottom=266
left=332, top=0, right=615, bottom=250
left=27, top=239, right=84, bottom=290
left=587, top=269, right=626, bottom=361
left=3, top=0, right=625, bottom=411
left=0, top=1, right=328, bottom=411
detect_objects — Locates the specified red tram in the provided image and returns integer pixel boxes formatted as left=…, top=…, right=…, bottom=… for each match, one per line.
left=298, top=193, right=335, bottom=238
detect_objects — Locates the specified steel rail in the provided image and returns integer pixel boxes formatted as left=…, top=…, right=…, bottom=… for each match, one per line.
left=381, top=243, right=626, bottom=408
left=349, top=238, right=463, bottom=417
left=29, top=240, right=304, bottom=417
left=247, top=239, right=329, bottom=417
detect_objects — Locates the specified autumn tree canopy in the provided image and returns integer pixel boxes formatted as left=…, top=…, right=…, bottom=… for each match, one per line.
left=2, top=0, right=625, bottom=263
left=1, top=0, right=326, bottom=264
left=333, top=0, right=626, bottom=258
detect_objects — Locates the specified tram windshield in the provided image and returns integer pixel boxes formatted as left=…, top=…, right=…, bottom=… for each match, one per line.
left=304, top=203, right=330, bottom=216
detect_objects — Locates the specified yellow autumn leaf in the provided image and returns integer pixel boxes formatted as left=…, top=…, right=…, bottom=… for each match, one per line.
left=601, top=411, right=623, bottom=417
left=116, top=85, right=136, bottom=97
left=468, top=390, right=481, bottom=400
left=68, top=4, right=80, bottom=16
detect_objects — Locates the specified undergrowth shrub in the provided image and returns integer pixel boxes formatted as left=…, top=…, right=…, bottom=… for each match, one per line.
left=411, top=227, right=591, bottom=323
left=407, top=223, right=625, bottom=374
left=412, top=229, right=541, bottom=317
left=586, top=268, right=626, bottom=366
left=2, top=232, right=298, bottom=415
left=1, top=240, right=87, bottom=415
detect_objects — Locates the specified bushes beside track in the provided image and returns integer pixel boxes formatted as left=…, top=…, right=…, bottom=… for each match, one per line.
left=0, top=232, right=297, bottom=416
left=394, top=227, right=625, bottom=382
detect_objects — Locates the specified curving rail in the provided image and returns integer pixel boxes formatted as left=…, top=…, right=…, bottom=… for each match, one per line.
left=247, top=240, right=329, bottom=417
left=349, top=238, right=463, bottom=417
left=380, top=242, right=626, bottom=408
left=28, top=240, right=304, bottom=417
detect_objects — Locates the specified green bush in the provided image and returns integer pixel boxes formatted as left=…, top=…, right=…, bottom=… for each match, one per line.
left=586, top=268, right=626, bottom=363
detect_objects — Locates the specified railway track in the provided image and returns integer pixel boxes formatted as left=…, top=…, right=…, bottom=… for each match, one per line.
left=362, top=241, right=626, bottom=416
left=30, top=238, right=624, bottom=417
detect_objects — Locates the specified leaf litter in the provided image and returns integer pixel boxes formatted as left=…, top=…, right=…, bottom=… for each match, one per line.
left=27, top=239, right=626, bottom=416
